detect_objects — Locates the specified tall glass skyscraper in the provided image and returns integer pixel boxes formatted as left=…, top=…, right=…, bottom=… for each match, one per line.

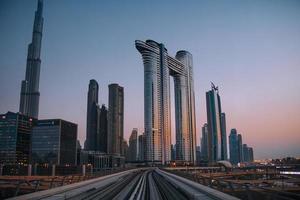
left=237, top=134, right=243, bottom=162
left=98, top=105, right=108, bottom=153
left=135, top=40, right=196, bottom=164
left=85, top=79, right=99, bottom=150
left=19, top=0, right=44, bottom=118
left=107, top=84, right=124, bottom=156
left=201, top=123, right=209, bottom=162
left=229, top=128, right=239, bottom=164
left=206, top=83, right=227, bottom=163
left=221, top=113, right=228, bottom=160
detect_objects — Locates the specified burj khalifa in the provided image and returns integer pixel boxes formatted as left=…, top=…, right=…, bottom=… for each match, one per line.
left=19, top=0, right=44, bottom=118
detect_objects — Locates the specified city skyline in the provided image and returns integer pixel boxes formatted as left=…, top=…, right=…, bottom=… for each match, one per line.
left=0, top=0, right=300, bottom=159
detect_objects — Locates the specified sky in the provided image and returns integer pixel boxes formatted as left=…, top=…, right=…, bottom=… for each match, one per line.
left=0, top=0, right=299, bottom=160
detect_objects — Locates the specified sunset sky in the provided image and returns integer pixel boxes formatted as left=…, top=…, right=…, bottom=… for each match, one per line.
left=0, top=0, right=299, bottom=159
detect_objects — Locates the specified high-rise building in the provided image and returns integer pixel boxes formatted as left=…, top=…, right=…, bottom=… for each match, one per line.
left=31, top=119, right=77, bottom=165
left=0, top=112, right=36, bottom=165
left=19, top=0, right=44, bottom=119
left=108, top=84, right=124, bottom=156
left=196, top=146, right=201, bottom=165
left=220, top=113, right=228, bottom=160
left=248, top=147, right=254, bottom=162
left=206, top=83, right=224, bottom=163
left=171, top=144, right=176, bottom=161
left=97, top=104, right=108, bottom=153
left=85, top=79, right=99, bottom=150
left=128, top=128, right=138, bottom=162
left=237, top=134, right=243, bottom=162
left=122, top=139, right=129, bottom=161
left=135, top=40, right=196, bottom=164
left=201, top=123, right=208, bottom=161
left=243, top=144, right=249, bottom=162
left=229, top=129, right=239, bottom=165
left=138, top=134, right=145, bottom=161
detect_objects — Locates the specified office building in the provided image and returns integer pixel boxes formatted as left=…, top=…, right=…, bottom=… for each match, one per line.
left=98, top=105, right=108, bottom=152
left=138, top=134, right=145, bottom=161
left=85, top=79, right=100, bottom=150
left=19, top=0, right=44, bottom=118
left=128, top=128, right=138, bottom=162
left=135, top=39, right=196, bottom=164
left=229, top=129, right=239, bottom=165
left=201, top=123, right=209, bottom=161
left=122, top=140, right=129, bottom=161
left=206, top=83, right=225, bottom=163
left=248, top=147, right=254, bottom=162
left=31, top=119, right=77, bottom=165
left=220, top=113, right=228, bottom=160
left=107, top=83, right=124, bottom=155
left=80, top=151, right=125, bottom=169
left=243, top=144, right=249, bottom=162
left=196, top=146, right=201, bottom=165
left=237, top=134, right=243, bottom=162
left=0, top=112, right=36, bottom=165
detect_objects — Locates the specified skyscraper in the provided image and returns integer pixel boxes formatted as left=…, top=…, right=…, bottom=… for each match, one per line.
left=31, top=119, right=77, bottom=165
left=19, top=0, right=44, bottom=119
left=243, top=144, right=249, bottom=162
left=135, top=40, right=196, bottom=164
left=138, top=134, right=145, bottom=161
left=248, top=147, right=254, bottom=162
left=107, top=83, right=124, bottom=155
left=85, top=80, right=99, bottom=150
left=128, top=128, right=138, bottom=162
left=237, top=134, right=243, bottom=163
left=220, top=113, right=228, bottom=160
left=97, top=105, right=108, bottom=153
left=229, top=129, right=239, bottom=165
left=206, top=83, right=223, bottom=163
left=201, top=123, right=209, bottom=161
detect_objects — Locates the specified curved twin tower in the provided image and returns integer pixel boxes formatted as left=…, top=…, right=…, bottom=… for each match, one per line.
left=135, top=40, right=196, bottom=164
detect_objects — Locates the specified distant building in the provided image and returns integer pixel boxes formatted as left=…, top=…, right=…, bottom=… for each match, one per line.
left=229, top=129, right=239, bottom=165
left=196, top=146, right=201, bottom=165
left=128, top=128, right=138, bottom=162
left=237, top=134, right=243, bottom=162
left=98, top=105, right=108, bottom=153
left=0, top=112, right=36, bottom=165
left=122, top=139, right=129, bottom=161
left=138, top=134, right=145, bottom=161
left=85, top=79, right=100, bottom=151
left=80, top=151, right=124, bottom=169
left=220, top=113, right=228, bottom=160
left=201, top=123, right=208, bottom=161
left=31, top=119, right=77, bottom=165
left=76, top=140, right=82, bottom=165
left=248, top=147, right=254, bottom=162
left=206, top=83, right=226, bottom=163
left=108, top=84, right=124, bottom=155
left=243, top=144, right=249, bottom=162
left=171, top=144, right=176, bottom=161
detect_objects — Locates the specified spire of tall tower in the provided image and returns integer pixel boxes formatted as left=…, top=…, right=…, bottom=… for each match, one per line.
left=19, top=0, right=44, bottom=118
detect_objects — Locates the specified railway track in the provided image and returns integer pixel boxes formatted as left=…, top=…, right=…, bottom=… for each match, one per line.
left=9, top=168, right=240, bottom=200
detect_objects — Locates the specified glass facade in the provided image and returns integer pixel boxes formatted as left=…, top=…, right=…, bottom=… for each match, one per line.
left=206, top=84, right=227, bottom=163
left=31, top=119, right=77, bottom=165
left=108, top=84, right=124, bottom=156
left=0, top=112, right=36, bottom=165
left=135, top=40, right=196, bottom=164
